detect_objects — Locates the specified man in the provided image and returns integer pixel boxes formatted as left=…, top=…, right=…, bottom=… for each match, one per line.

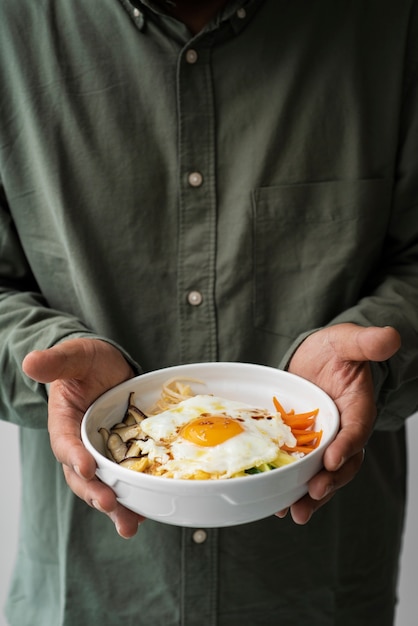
left=1, top=0, right=417, bottom=624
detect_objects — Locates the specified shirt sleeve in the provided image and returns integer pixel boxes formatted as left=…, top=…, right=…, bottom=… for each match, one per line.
left=280, top=6, right=418, bottom=430
left=0, top=185, right=141, bottom=428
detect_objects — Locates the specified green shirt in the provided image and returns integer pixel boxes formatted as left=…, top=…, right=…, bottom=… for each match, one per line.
left=0, top=0, right=417, bottom=624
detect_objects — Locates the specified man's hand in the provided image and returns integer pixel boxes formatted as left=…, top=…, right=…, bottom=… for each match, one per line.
left=22, top=338, right=144, bottom=538
left=277, top=323, right=401, bottom=524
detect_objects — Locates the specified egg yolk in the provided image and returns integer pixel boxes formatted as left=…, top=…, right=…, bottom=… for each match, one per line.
left=181, top=415, right=244, bottom=447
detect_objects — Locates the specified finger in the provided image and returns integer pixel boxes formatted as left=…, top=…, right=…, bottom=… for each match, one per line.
left=323, top=373, right=376, bottom=472
left=63, top=464, right=118, bottom=510
left=328, top=324, right=401, bottom=363
left=322, top=413, right=372, bottom=472
left=286, top=487, right=338, bottom=525
left=53, top=432, right=97, bottom=481
left=309, top=448, right=365, bottom=500
left=45, top=381, right=97, bottom=479
left=63, top=465, right=144, bottom=538
left=280, top=449, right=365, bottom=525
left=22, top=340, right=93, bottom=383
left=288, top=491, right=335, bottom=525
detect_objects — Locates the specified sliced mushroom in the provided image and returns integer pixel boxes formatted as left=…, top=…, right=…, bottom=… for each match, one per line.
left=99, top=427, right=110, bottom=446
left=126, top=404, right=148, bottom=424
left=99, top=428, right=114, bottom=460
left=121, top=392, right=148, bottom=424
left=107, top=432, right=128, bottom=463
left=98, top=392, right=150, bottom=467
left=112, top=421, right=130, bottom=430
left=119, top=457, right=149, bottom=473
left=122, top=412, right=136, bottom=426
left=110, top=423, right=143, bottom=442
left=126, top=439, right=144, bottom=458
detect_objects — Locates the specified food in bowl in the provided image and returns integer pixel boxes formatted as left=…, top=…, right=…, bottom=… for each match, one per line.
left=99, top=378, right=323, bottom=480
left=81, top=362, right=339, bottom=527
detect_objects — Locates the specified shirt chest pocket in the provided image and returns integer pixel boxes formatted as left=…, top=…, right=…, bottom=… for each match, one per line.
left=252, top=178, right=392, bottom=338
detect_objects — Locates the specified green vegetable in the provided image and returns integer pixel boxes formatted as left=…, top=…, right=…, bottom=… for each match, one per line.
left=245, top=463, right=275, bottom=475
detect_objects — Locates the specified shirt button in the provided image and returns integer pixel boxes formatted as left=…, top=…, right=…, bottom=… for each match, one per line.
left=188, top=171, right=203, bottom=187
left=186, top=49, right=198, bottom=64
left=237, top=8, right=247, bottom=19
left=192, top=529, right=208, bottom=544
left=133, top=8, right=141, bottom=18
left=187, top=291, right=203, bottom=306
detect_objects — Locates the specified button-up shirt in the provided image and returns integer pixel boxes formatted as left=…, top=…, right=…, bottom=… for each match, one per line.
left=1, top=1, right=417, bottom=624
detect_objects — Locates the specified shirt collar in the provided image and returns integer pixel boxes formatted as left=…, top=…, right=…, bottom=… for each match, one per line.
left=120, top=0, right=263, bottom=36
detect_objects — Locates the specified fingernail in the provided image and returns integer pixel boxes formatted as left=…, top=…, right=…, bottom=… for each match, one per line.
left=73, top=465, right=89, bottom=480
left=73, top=465, right=85, bottom=479
left=91, top=500, right=106, bottom=514
left=116, top=522, right=135, bottom=540
left=335, top=456, right=346, bottom=471
left=321, top=485, right=333, bottom=499
left=108, top=512, right=129, bottom=539
left=116, top=523, right=127, bottom=539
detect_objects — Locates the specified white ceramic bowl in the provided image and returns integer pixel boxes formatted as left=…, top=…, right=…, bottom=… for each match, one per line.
left=81, top=362, right=339, bottom=527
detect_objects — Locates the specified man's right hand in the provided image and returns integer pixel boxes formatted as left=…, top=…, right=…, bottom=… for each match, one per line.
left=22, top=338, right=145, bottom=538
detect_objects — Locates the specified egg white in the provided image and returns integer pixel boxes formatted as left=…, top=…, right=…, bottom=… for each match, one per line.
left=138, top=395, right=296, bottom=479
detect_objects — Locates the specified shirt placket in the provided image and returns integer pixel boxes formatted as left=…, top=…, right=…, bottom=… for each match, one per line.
left=181, top=527, right=219, bottom=626
left=176, top=39, right=218, bottom=364
left=176, top=37, right=219, bottom=626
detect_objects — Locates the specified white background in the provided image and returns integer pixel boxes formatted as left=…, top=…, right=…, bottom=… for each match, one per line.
left=1, top=417, right=417, bottom=625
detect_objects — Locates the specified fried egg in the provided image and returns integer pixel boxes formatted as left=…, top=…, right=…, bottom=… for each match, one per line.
left=138, top=395, right=297, bottom=479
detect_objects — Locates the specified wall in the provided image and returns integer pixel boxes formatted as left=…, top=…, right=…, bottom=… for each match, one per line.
left=1, top=417, right=417, bottom=625
left=0, top=422, right=20, bottom=626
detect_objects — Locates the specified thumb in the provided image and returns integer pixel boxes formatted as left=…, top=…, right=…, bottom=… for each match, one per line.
left=22, top=339, right=96, bottom=384
left=328, top=324, right=401, bottom=363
